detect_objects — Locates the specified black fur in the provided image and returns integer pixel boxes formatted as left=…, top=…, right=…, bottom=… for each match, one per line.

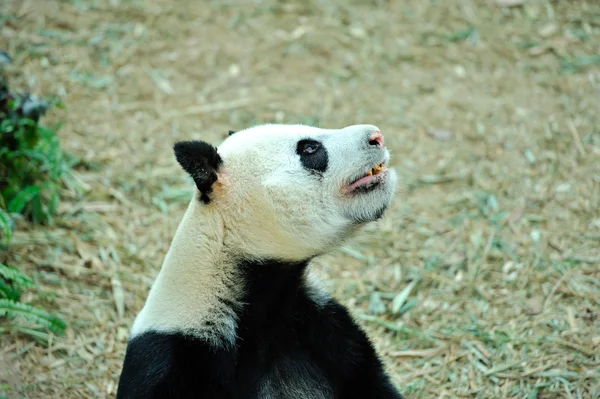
left=297, top=139, right=328, bottom=174
left=173, top=140, right=223, bottom=204
left=228, top=130, right=237, bottom=136
left=116, top=259, right=403, bottom=399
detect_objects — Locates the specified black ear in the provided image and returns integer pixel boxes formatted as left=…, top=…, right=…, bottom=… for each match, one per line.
left=228, top=130, right=237, bottom=136
left=173, top=140, right=223, bottom=204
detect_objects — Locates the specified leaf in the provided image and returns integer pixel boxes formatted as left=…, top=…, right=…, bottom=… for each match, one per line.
left=399, top=298, right=418, bottom=315
left=389, top=346, right=446, bottom=358
left=340, top=246, right=368, bottom=261
left=0, top=278, right=21, bottom=301
left=569, top=55, right=600, bottom=67
left=427, top=129, right=453, bottom=141
left=30, top=192, right=48, bottom=224
left=0, top=264, right=34, bottom=290
left=111, top=277, right=125, bottom=319
left=369, top=292, right=387, bottom=315
left=48, top=191, right=59, bottom=216
left=12, top=326, right=50, bottom=344
left=487, top=194, right=499, bottom=213
left=157, top=187, right=194, bottom=201
left=494, top=0, right=524, bottom=7
left=524, top=149, right=536, bottom=164
left=527, top=386, right=541, bottom=399
left=391, top=279, right=418, bottom=314
left=0, top=299, right=67, bottom=335
left=7, top=185, right=40, bottom=214
left=562, top=55, right=600, bottom=74
left=152, top=197, right=168, bottom=213
left=0, top=50, right=12, bottom=65
left=69, top=72, right=112, bottom=89
left=147, top=69, right=174, bottom=95
left=13, top=149, right=51, bottom=167
left=0, top=208, right=12, bottom=245
left=447, top=27, right=476, bottom=42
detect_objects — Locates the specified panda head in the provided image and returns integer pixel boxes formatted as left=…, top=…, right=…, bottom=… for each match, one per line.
left=173, top=124, right=398, bottom=262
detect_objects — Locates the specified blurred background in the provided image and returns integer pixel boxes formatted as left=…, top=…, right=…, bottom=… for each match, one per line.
left=1, top=0, right=599, bottom=398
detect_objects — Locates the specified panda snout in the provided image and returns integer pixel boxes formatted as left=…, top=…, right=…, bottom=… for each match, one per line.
left=367, top=131, right=385, bottom=148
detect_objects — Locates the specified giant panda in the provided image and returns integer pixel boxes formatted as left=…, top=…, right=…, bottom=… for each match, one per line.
left=116, top=123, right=403, bottom=399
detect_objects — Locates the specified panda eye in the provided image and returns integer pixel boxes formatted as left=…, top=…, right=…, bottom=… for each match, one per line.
left=297, top=140, right=321, bottom=155
left=297, top=139, right=328, bottom=173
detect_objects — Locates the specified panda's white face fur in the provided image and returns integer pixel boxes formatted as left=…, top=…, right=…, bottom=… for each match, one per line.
left=130, top=123, right=397, bottom=342
left=211, top=123, right=397, bottom=261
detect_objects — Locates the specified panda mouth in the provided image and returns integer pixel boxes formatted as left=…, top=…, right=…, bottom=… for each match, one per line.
left=346, top=163, right=389, bottom=193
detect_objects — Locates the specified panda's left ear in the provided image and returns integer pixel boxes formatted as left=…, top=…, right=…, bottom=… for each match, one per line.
left=173, top=140, right=222, bottom=204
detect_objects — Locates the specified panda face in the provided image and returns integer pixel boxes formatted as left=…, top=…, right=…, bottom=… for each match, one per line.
left=175, top=124, right=397, bottom=261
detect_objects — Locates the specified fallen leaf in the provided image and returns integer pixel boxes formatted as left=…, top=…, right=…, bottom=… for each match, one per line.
left=493, top=0, right=524, bottom=7
left=443, top=252, right=467, bottom=266
left=528, top=45, right=551, bottom=57
left=523, top=296, right=543, bottom=315
left=82, top=201, right=120, bottom=213
left=508, top=205, right=525, bottom=224
left=369, top=292, right=386, bottom=315
left=427, top=129, right=453, bottom=141
left=111, top=277, right=125, bottom=319
left=147, top=69, right=174, bottom=95
left=538, top=24, right=557, bottom=38
left=0, top=50, right=12, bottom=65
left=389, top=346, right=446, bottom=358
left=391, top=279, right=418, bottom=314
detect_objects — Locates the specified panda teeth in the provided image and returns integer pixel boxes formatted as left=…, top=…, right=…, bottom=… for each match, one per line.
left=371, top=163, right=386, bottom=176
left=354, top=163, right=387, bottom=184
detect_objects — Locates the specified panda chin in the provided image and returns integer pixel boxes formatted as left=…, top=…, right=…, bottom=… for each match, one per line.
left=350, top=204, right=389, bottom=224
left=344, top=168, right=397, bottom=224
left=345, top=188, right=394, bottom=224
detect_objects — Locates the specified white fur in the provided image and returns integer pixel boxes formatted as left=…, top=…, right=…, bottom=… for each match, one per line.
left=216, top=124, right=397, bottom=261
left=131, top=124, right=398, bottom=344
left=303, top=269, right=331, bottom=309
left=131, top=199, right=241, bottom=347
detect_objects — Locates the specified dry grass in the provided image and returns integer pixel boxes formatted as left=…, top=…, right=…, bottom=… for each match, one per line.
left=1, top=0, right=599, bottom=398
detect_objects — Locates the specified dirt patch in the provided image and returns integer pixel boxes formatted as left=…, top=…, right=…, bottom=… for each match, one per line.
left=1, top=0, right=599, bottom=398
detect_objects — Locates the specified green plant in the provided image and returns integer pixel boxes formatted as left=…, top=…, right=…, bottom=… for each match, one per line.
left=0, top=71, right=69, bottom=340
left=0, top=207, right=11, bottom=246
left=0, top=75, right=73, bottom=229
left=0, top=263, right=66, bottom=336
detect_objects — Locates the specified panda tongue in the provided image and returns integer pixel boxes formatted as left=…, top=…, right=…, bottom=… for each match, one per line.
left=347, top=174, right=375, bottom=191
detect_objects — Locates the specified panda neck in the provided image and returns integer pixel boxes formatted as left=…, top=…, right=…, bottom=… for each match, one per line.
left=161, top=198, right=226, bottom=276
left=132, top=198, right=323, bottom=346
left=131, top=198, right=237, bottom=345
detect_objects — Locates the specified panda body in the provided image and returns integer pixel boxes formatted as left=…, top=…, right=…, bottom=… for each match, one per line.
left=116, top=124, right=403, bottom=399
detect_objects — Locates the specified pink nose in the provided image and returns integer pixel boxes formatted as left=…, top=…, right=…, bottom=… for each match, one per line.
left=368, top=131, right=385, bottom=148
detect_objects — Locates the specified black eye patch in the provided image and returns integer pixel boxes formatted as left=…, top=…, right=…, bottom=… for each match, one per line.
left=297, top=139, right=328, bottom=174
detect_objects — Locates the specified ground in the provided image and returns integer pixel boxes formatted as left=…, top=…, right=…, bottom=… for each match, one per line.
left=1, top=0, right=599, bottom=398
